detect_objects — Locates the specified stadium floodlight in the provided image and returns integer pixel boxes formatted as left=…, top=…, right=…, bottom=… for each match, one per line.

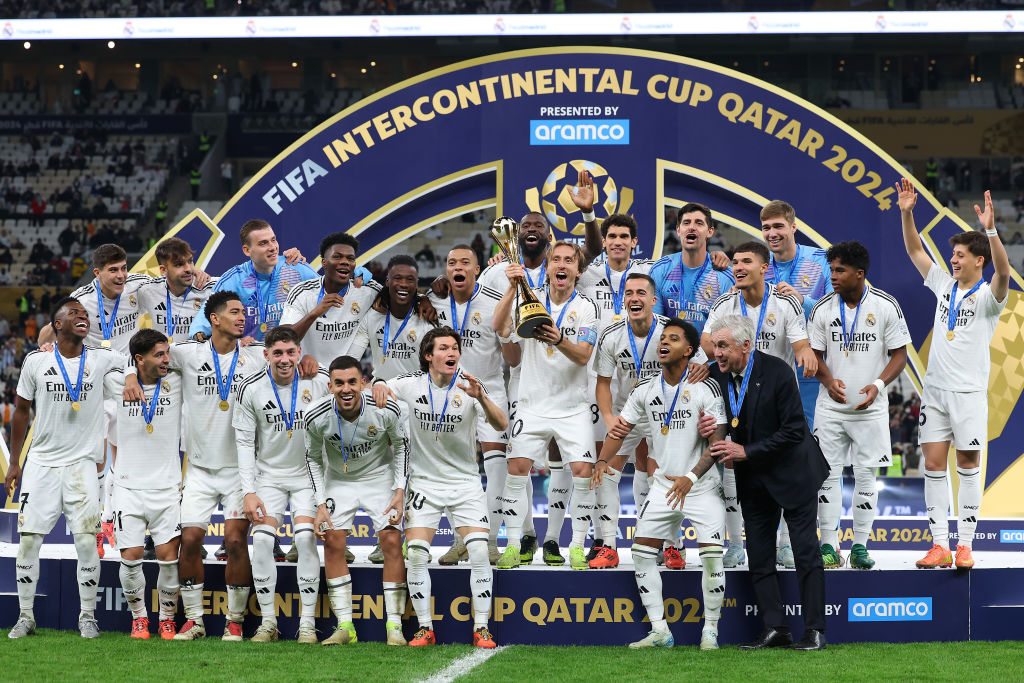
left=23, top=41, right=30, bottom=49
left=107, top=40, right=115, bottom=48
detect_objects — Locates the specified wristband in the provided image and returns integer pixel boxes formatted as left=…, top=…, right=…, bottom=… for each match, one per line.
left=986, top=228, right=998, bottom=238
left=581, top=210, right=596, bottom=222
left=684, top=472, right=699, bottom=485
left=872, top=378, right=886, bottom=393
left=597, top=459, right=609, bottom=464
left=497, top=332, right=513, bottom=344
left=556, top=331, right=565, bottom=345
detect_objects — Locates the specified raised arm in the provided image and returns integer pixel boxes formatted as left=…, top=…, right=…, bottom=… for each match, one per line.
left=975, top=190, right=1010, bottom=303
left=897, top=178, right=935, bottom=280
left=569, top=168, right=603, bottom=265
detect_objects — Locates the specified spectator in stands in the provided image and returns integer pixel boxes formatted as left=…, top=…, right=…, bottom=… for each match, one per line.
left=16, top=290, right=33, bottom=326
left=70, top=255, right=87, bottom=280
left=0, top=268, right=10, bottom=286
left=0, top=230, right=8, bottom=249
left=29, top=194, right=46, bottom=227
left=888, top=386, right=904, bottom=409
left=1013, top=192, right=1024, bottom=222
left=470, top=233, right=487, bottom=268
left=415, top=244, right=436, bottom=269
left=93, top=198, right=108, bottom=218
left=0, top=246, right=12, bottom=266
left=28, top=239, right=52, bottom=265
left=58, top=225, right=78, bottom=256
left=0, top=314, right=9, bottom=338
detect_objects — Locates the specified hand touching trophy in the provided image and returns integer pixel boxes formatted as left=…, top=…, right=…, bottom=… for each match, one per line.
left=490, top=216, right=554, bottom=338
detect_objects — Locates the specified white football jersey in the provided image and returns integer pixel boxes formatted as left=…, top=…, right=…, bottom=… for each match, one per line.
left=620, top=375, right=726, bottom=493
left=428, top=285, right=505, bottom=394
left=233, top=366, right=330, bottom=492
left=345, top=307, right=436, bottom=381
left=595, top=315, right=670, bottom=410
left=157, top=340, right=268, bottom=470
left=303, top=392, right=408, bottom=503
left=923, top=264, right=1006, bottom=392
left=478, top=260, right=546, bottom=293
left=136, top=276, right=218, bottom=343
left=71, top=274, right=151, bottom=353
left=578, top=257, right=655, bottom=333
left=17, top=345, right=127, bottom=466
left=809, top=287, right=912, bottom=421
left=104, top=371, right=183, bottom=489
left=279, top=276, right=382, bottom=365
left=516, top=287, right=599, bottom=417
left=705, top=284, right=807, bottom=369
left=386, top=369, right=487, bottom=488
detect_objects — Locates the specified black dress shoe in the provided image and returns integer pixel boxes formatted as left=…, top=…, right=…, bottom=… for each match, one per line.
left=738, top=627, right=793, bottom=650
left=790, top=629, right=826, bottom=651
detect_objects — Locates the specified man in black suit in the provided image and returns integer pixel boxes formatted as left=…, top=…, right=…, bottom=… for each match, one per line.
left=703, top=313, right=829, bottom=650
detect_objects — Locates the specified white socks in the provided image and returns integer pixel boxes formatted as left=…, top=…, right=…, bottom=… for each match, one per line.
left=723, top=468, right=744, bottom=548
left=383, top=581, right=408, bottom=625
left=157, top=560, right=179, bottom=621
left=252, top=524, right=278, bottom=624
left=119, top=560, right=146, bottom=618
left=501, top=474, right=529, bottom=551
left=327, top=575, right=353, bottom=624
left=699, top=545, right=725, bottom=632
left=16, top=533, right=43, bottom=619
left=73, top=532, right=100, bottom=616
left=406, top=539, right=432, bottom=629
left=465, top=532, right=492, bottom=629
left=596, top=466, right=621, bottom=549
left=545, top=464, right=570, bottom=544
left=227, top=584, right=250, bottom=624
left=180, top=580, right=205, bottom=621
left=925, top=469, right=950, bottom=547
left=817, top=468, right=843, bottom=548
left=851, top=466, right=877, bottom=547
left=632, top=469, right=651, bottom=510
left=778, top=519, right=791, bottom=547
left=957, top=466, right=981, bottom=549
left=293, top=523, right=319, bottom=626
left=570, top=477, right=596, bottom=549
left=632, top=544, right=665, bottom=632
left=483, top=451, right=507, bottom=542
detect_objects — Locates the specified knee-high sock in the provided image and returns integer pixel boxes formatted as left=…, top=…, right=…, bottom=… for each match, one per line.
left=699, top=545, right=725, bottom=631
left=483, top=451, right=507, bottom=542
left=778, top=519, right=791, bottom=547
left=73, top=532, right=100, bottom=617
left=597, top=467, right=621, bottom=549
left=956, top=466, right=981, bottom=549
left=523, top=473, right=536, bottom=536
left=925, top=470, right=950, bottom=547
left=227, top=585, right=250, bottom=623
left=383, top=581, right=407, bottom=625
left=465, top=532, right=492, bottom=629
left=632, top=544, right=665, bottom=632
left=16, top=533, right=43, bottom=619
left=293, top=523, right=319, bottom=625
left=119, top=560, right=147, bottom=618
left=406, top=539, right=432, bottom=629
left=570, top=477, right=597, bottom=548
left=157, top=560, right=179, bottom=621
left=101, top=465, right=115, bottom=524
left=632, top=468, right=651, bottom=510
left=817, top=468, right=843, bottom=548
left=327, top=575, right=353, bottom=624
left=180, top=580, right=204, bottom=621
left=252, top=525, right=278, bottom=624
left=502, top=474, right=529, bottom=551
left=723, top=468, right=743, bottom=547
left=544, top=464, right=570, bottom=544
left=852, top=466, right=877, bottom=547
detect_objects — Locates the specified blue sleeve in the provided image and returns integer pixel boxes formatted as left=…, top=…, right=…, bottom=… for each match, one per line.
left=801, top=250, right=833, bottom=319
left=296, top=262, right=320, bottom=281
left=650, top=258, right=668, bottom=316
left=717, top=269, right=736, bottom=288
left=187, top=269, right=235, bottom=338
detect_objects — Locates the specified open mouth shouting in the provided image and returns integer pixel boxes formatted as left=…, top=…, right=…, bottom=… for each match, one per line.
left=338, top=388, right=358, bottom=409
left=658, top=343, right=672, bottom=359
left=74, top=319, right=89, bottom=334
left=553, top=270, right=570, bottom=286
left=393, top=287, right=412, bottom=304
left=451, top=272, right=467, bottom=286
left=628, top=301, right=645, bottom=316
left=682, top=231, right=700, bottom=247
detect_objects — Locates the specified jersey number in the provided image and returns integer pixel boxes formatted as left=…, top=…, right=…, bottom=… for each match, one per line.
left=19, top=492, right=29, bottom=513
left=510, top=419, right=524, bottom=439
left=406, top=491, right=426, bottom=511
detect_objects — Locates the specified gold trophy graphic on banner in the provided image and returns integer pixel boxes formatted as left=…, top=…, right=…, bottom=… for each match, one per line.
left=489, top=216, right=554, bottom=338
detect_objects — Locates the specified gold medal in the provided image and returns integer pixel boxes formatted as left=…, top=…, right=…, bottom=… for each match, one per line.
left=546, top=346, right=554, bottom=356
left=71, top=401, right=81, bottom=411
left=101, top=340, right=111, bottom=348
left=343, top=462, right=348, bottom=473
left=946, top=330, right=955, bottom=341
left=731, top=417, right=739, bottom=428
left=613, top=314, right=623, bottom=322
left=287, top=429, right=292, bottom=440
left=382, top=356, right=388, bottom=364
left=219, top=399, right=229, bottom=411
left=260, top=322, right=268, bottom=333
left=661, top=425, right=669, bottom=435
left=146, top=424, right=154, bottom=434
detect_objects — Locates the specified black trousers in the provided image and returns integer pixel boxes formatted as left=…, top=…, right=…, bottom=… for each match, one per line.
left=740, top=478, right=826, bottom=632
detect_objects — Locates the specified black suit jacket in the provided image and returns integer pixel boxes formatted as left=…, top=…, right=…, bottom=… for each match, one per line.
left=710, top=351, right=829, bottom=508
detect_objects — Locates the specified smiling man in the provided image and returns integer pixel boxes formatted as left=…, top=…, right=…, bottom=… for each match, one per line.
left=137, top=238, right=219, bottom=343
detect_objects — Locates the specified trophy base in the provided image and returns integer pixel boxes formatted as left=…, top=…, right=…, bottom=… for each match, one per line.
left=516, top=301, right=554, bottom=339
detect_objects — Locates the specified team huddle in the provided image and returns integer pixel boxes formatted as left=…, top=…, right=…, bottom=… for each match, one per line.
left=4, top=173, right=1010, bottom=651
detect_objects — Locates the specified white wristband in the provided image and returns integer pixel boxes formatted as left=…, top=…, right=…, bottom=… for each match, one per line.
left=497, top=332, right=513, bottom=344
left=986, top=228, right=998, bottom=238
left=685, top=471, right=699, bottom=485
left=872, top=378, right=886, bottom=393
left=581, top=210, right=596, bottom=222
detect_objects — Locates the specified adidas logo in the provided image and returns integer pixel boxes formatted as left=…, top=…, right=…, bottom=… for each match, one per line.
left=257, top=587, right=271, bottom=595
left=549, top=502, right=566, bottom=510
left=44, top=367, right=58, bottom=376
left=639, top=586, right=649, bottom=594
left=856, top=503, right=873, bottom=510
left=830, top=318, right=842, bottom=328
left=817, top=496, right=829, bottom=504
left=726, top=505, right=739, bottom=512
left=476, top=590, right=492, bottom=599
left=710, top=585, right=726, bottom=593
left=599, top=515, right=612, bottom=522
left=575, top=515, right=589, bottom=522
left=80, top=579, right=97, bottom=587
left=711, top=532, right=721, bottom=540
left=410, top=592, right=425, bottom=600
left=416, top=395, right=429, bottom=405
left=650, top=395, right=663, bottom=406
left=155, top=302, right=167, bottom=310
left=301, top=587, right=317, bottom=594
left=618, top=349, right=632, bottom=359
left=880, top=455, right=890, bottom=464
left=963, top=516, right=977, bottom=523
left=199, top=362, right=212, bottom=372
left=928, top=518, right=936, bottom=525
left=17, top=576, right=33, bottom=584
left=969, top=439, right=981, bottom=446
left=479, top=517, right=489, bottom=523
left=264, top=400, right=277, bottom=410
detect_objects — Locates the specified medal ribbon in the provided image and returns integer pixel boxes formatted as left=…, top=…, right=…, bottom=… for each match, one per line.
left=427, top=370, right=459, bottom=437
left=677, top=255, right=711, bottom=318
left=948, top=280, right=983, bottom=337
left=54, top=347, right=86, bottom=406
left=729, top=352, right=756, bottom=428
left=840, top=286, right=869, bottom=354
left=141, top=380, right=161, bottom=428
left=628, top=317, right=658, bottom=382
left=520, top=257, right=546, bottom=289
left=211, top=342, right=240, bottom=404
left=659, top=365, right=689, bottom=434
left=738, top=285, right=772, bottom=349
left=334, top=394, right=364, bottom=471
left=769, top=248, right=804, bottom=287
left=544, top=289, right=578, bottom=344
left=165, top=284, right=192, bottom=339
left=96, top=283, right=121, bottom=344
left=250, top=260, right=282, bottom=333
left=317, top=278, right=349, bottom=306
left=449, top=284, right=479, bottom=336
left=382, top=307, right=414, bottom=361
left=269, top=368, right=299, bottom=434
left=605, top=261, right=629, bottom=318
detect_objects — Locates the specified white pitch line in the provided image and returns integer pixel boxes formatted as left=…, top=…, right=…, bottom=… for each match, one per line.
left=420, top=646, right=507, bottom=683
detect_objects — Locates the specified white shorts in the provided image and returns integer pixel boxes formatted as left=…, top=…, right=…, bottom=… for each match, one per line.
left=476, top=386, right=509, bottom=445
left=618, top=422, right=648, bottom=462
left=508, top=407, right=597, bottom=465
left=587, top=375, right=606, bottom=443
left=255, top=472, right=317, bottom=521
left=404, top=479, right=489, bottom=531
left=180, top=464, right=245, bottom=528
left=326, top=469, right=398, bottom=533
left=16, top=459, right=101, bottom=535
left=102, top=397, right=116, bottom=460
left=918, top=385, right=988, bottom=451
left=636, top=475, right=725, bottom=545
left=113, top=484, right=182, bottom=547
left=814, top=412, right=893, bottom=468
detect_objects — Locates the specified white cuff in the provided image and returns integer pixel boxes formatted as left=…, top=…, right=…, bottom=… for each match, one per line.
left=986, top=228, right=998, bottom=238
left=581, top=210, right=596, bottom=223
left=873, top=378, right=886, bottom=393
left=685, top=471, right=699, bottom=485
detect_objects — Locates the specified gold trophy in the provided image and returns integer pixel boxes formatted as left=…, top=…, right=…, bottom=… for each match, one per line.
left=490, top=216, right=554, bottom=339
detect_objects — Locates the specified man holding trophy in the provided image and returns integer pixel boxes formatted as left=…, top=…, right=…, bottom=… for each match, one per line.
left=492, top=218, right=602, bottom=571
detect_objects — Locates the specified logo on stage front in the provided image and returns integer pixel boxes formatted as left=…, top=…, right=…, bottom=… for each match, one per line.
left=848, top=597, right=932, bottom=621
left=1000, top=529, right=1024, bottom=543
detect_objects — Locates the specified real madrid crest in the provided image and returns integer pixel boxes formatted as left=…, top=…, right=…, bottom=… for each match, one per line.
left=866, top=313, right=876, bottom=327
left=367, top=424, right=378, bottom=438
left=472, top=311, right=482, bottom=325
left=407, top=330, right=417, bottom=343
left=302, top=389, right=312, bottom=404
left=452, top=394, right=463, bottom=408
left=351, top=301, right=361, bottom=315
left=766, top=313, right=777, bottom=327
